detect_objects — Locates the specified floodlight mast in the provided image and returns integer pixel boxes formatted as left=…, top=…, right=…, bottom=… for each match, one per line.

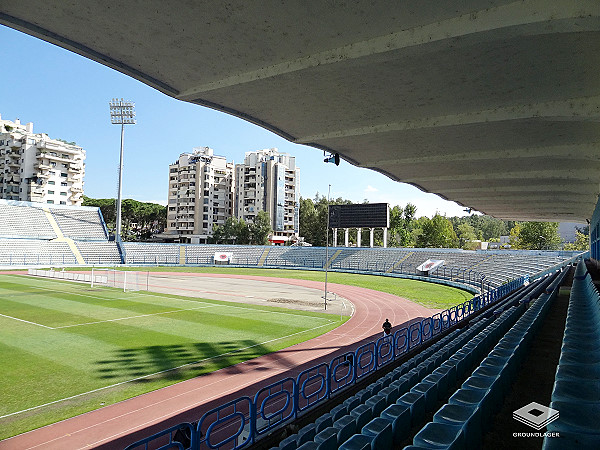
left=109, top=98, right=136, bottom=242
left=324, top=184, right=331, bottom=310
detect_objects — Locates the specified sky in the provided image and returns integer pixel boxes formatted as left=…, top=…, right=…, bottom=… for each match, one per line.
left=0, top=25, right=470, bottom=218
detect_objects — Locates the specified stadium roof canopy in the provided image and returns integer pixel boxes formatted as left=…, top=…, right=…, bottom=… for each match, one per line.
left=1, top=1, right=599, bottom=222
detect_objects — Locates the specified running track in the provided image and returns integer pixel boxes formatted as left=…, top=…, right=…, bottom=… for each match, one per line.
left=0, top=272, right=438, bottom=450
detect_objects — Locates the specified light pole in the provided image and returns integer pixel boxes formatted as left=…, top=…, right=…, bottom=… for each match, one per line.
left=109, top=98, right=136, bottom=242
left=324, top=184, right=331, bottom=310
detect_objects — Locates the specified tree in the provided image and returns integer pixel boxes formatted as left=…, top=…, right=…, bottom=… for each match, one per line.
left=509, top=221, right=561, bottom=250
left=457, top=223, right=477, bottom=249
left=415, top=214, right=458, bottom=248
left=82, top=196, right=166, bottom=240
left=250, top=210, right=272, bottom=245
left=563, top=231, right=589, bottom=251
left=388, top=203, right=417, bottom=247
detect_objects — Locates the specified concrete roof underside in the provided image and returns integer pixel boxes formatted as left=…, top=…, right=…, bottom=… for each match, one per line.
left=2, top=1, right=599, bottom=222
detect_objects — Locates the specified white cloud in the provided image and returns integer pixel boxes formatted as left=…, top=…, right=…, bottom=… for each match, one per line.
left=364, top=185, right=378, bottom=193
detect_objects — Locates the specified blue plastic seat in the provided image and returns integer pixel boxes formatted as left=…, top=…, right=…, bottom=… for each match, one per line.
left=380, top=403, right=411, bottom=445
left=433, top=403, right=481, bottom=450
left=379, top=385, right=400, bottom=404
left=423, top=371, right=449, bottom=400
left=333, top=415, right=358, bottom=444
left=547, top=401, right=600, bottom=436
left=461, top=375, right=501, bottom=414
left=391, top=375, right=411, bottom=396
left=296, top=442, right=319, bottom=450
left=361, top=417, right=394, bottom=450
left=397, top=391, right=426, bottom=427
left=338, top=434, right=372, bottom=450
left=279, top=433, right=298, bottom=450
left=365, top=394, right=387, bottom=417
left=411, top=381, right=438, bottom=413
left=330, top=404, right=348, bottom=421
left=349, top=404, right=372, bottom=431
left=551, top=379, right=600, bottom=403
left=542, top=430, right=600, bottom=449
left=343, top=396, right=361, bottom=411
left=448, top=388, right=491, bottom=424
left=297, top=423, right=317, bottom=446
left=315, top=413, right=334, bottom=433
left=413, top=421, right=465, bottom=449
left=314, top=427, right=338, bottom=447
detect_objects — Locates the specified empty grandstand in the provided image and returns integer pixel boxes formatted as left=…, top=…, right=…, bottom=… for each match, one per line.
left=0, top=200, right=578, bottom=293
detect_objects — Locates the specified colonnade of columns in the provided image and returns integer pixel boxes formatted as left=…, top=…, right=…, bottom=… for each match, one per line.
left=332, top=227, right=388, bottom=248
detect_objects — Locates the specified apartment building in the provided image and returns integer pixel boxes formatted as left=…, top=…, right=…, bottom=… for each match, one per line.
left=0, top=115, right=85, bottom=206
left=166, top=147, right=234, bottom=243
left=235, top=148, right=299, bottom=243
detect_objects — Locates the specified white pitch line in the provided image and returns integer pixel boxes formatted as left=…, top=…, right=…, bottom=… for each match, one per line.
left=0, top=313, right=53, bottom=329
left=0, top=321, right=336, bottom=419
left=51, top=305, right=218, bottom=329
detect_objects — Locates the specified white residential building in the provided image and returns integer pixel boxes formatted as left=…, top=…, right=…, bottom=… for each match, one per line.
left=0, top=115, right=85, bottom=206
left=166, top=147, right=234, bottom=243
left=235, top=148, right=299, bottom=243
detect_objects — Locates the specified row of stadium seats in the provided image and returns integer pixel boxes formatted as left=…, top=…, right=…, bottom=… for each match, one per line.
left=0, top=200, right=108, bottom=241
left=407, top=266, right=566, bottom=449
left=544, top=262, right=600, bottom=449
left=0, top=239, right=77, bottom=265
left=267, top=273, right=559, bottom=450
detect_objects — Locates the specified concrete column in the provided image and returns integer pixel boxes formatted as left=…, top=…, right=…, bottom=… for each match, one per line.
left=383, top=228, right=388, bottom=248
left=345, top=228, right=349, bottom=247
left=333, top=228, right=337, bottom=247
left=370, top=228, right=374, bottom=248
left=357, top=228, right=362, bottom=247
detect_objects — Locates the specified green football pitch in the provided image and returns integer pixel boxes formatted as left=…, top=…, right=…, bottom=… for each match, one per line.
left=0, top=274, right=346, bottom=440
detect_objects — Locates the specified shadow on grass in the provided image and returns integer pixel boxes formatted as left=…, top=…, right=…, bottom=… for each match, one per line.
left=94, top=339, right=295, bottom=383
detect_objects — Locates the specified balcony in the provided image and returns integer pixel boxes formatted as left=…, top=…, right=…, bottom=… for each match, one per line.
left=38, top=141, right=79, bottom=153
left=8, top=139, right=23, bottom=148
left=35, top=161, right=51, bottom=170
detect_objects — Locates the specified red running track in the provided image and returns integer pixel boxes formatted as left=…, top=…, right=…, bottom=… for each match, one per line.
left=0, top=273, right=438, bottom=450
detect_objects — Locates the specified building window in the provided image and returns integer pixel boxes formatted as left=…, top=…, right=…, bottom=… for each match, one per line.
left=50, top=162, right=57, bottom=167
left=61, top=182, right=67, bottom=186
left=60, top=192, right=67, bottom=196
left=60, top=172, right=67, bottom=177
left=49, top=171, right=55, bottom=175
left=48, top=181, right=55, bottom=185
left=48, top=190, right=54, bottom=194
left=47, top=200, right=54, bottom=204
left=60, top=201, right=66, bottom=205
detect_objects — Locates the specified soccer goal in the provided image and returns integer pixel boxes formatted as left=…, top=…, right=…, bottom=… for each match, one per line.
left=91, top=269, right=148, bottom=292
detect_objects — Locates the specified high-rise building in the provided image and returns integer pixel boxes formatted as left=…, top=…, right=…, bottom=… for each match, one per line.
left=166, top=147, right=234, bottom=243
left=0, top=115, right=85, bottom=206
left=235, top=148, right=299, bottom=243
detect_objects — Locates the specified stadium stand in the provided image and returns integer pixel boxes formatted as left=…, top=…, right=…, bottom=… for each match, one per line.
left=0, top=239, right=76, bottom=265
left=50, top=207, right=108, bottom=240
left=543, top=262, right=600, bottom=449
left=123, top=242, right=180, bottom=264
left=124, top=266, right=581, bottom=450
left=0, top=200, right=56, bottom=239
left=75, top=241, right=122, bottom=265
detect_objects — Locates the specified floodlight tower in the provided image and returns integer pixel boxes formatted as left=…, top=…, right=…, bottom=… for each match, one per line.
left=109, top=98, right=136, bottom=242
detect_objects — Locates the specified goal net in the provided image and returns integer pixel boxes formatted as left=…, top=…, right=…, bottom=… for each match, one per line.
left=91, top=269, right=147, bottom=292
